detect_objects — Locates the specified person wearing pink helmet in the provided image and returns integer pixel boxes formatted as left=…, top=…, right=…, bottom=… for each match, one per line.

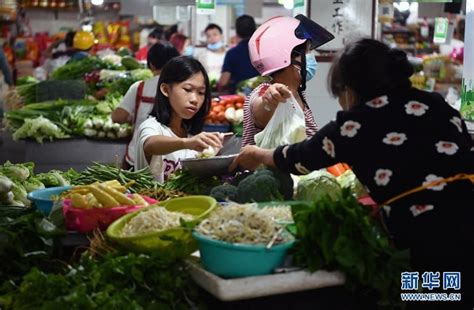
left=241, top=15, right=334, bottom=147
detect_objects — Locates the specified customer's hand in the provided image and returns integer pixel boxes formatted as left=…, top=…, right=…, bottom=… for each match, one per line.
left=229, top=145, right=275, bottom=171
left=262, top=83, right=291, bottom=108
left=183, top=132, right=223, bottom=152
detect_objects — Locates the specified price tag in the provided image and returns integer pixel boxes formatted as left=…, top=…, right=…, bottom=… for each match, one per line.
left=433, top=17, right=449, bottom=44
left=196, top=0, right=215, bottom=15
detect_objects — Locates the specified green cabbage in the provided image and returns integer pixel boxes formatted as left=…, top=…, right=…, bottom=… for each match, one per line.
left=296, top=170, right=342, bottom=202
left=336, top=170, right=368, bottom=199
left=12, top=116, right=69, bottom=144
left=11, top=183, right=30, bottom=207
left=23, top=178, right=46, bottom=193
left=36, top=170, right=69, bottom=187
left=0, top=161, right=31, bottom=181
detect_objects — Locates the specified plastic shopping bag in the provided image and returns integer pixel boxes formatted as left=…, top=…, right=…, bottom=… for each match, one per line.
left=254, top=94, right=306, bottom=149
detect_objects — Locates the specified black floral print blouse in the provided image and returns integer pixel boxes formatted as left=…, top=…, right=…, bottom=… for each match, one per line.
left=274, top=87, right=474, bottom=220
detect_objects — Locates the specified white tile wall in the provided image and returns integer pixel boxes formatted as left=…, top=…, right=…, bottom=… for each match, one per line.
left=305, top=61, right=341, bottom=127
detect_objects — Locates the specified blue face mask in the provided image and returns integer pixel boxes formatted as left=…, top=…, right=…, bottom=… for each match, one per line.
left=207, top=41, right=223, bottom=50
left=184, top=46, right=194, bottom=56
left=305, top=54, right=318, bottom=81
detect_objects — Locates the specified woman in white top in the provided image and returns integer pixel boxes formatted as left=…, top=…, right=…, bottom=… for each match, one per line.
left=194, top=24, right=226, bottom=83
left=135, top=56, right=223, bottom=182
left=112, top=42, right=180, bottom=168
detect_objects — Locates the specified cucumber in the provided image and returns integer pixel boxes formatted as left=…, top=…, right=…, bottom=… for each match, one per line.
left=121, top=56, right=141, bottom=70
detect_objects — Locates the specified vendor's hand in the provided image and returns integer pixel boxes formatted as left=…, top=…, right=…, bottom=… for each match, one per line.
left=229, top=145, right=275, bottom=172
left=262, top=83, right=291, bottom=108
left=184, top=132, right=223, bottom=152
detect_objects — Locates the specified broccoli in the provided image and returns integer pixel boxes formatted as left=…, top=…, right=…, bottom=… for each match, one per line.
left=236, top=169, right=284, bottom=203
left=210, top=184, right=239, bottom=202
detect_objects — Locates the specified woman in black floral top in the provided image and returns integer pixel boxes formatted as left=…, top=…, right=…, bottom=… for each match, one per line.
left=231, top=39, right=473, bottom=309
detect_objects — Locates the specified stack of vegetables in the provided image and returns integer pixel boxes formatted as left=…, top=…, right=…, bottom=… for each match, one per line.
left=64, top=180, right=149, bottom=209
left=204, top=95, right=244, bottom=128
left=5, top=53, right=152, bottom=143
left=4, top=96, right=131, bottom=143
left=0, top=161, right=73, bottom=207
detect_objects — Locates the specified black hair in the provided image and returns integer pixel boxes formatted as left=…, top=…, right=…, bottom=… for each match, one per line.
left=148, top=26, right=164, bottom=40
left=455, top=19, right=465, bottom=41
left=164, top=24, right=179, bottom=41
left=205, top=23, right=223, bottom=34
left=236, top=15, right=256, bottom=39
left=328, top=38, right=414, bottom=103
left=147, top=42, right=180, bottom=71
left=152, top=56, right=211, bottom=135
left=64, top=31, right=76, bottom=48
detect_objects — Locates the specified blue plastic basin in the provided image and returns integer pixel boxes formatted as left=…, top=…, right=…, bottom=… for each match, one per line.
left=192, top=231, right=294, bottom=278
left=27, top=186, right=71, bottom=214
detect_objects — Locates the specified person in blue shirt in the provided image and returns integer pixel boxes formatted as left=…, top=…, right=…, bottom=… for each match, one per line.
left=218, top=15, right=259, bottom=92
left=0, top=48, right=13, bottom=87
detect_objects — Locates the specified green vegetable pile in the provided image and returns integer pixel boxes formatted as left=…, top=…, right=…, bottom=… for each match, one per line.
left=291, top=190, right=410, bottom=309
left=164, top=169, right=221, bottom=195
left=5, top=95, right=127, bottom=142
left=51, top=57, right=121, bottom=81
left=72, top=163, right=157, bottom=193
left=0, top=206, right=203, bottom=309
left=296, top=169, right=342, bottom=202
left=210, top=168, right=292, bottom=203
left=0, top=161, right=74, bottom=207
left=0, top=207, right=63, bottom=284
left=0, top=253, right=203, bottom=310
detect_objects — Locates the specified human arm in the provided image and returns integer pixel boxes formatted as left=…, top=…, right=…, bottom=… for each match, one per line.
left=231, top=122, right=340, bottom=174
left=112, top=82, right=140, bottom=124
left=111, top=107, right=131, bottom=124
left=218, top=71, right=231, bottom=89
left=144, top=132, right=224, bottom=157
left=250, top=83, right=291, bottom=129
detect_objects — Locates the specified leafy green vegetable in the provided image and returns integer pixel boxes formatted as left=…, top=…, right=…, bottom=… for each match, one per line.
left=0, top=176, right=14, bottom=194
left=72, top=163, right=157, bottom=193
left=295, top=169, right=342, bottom=202
left=36, top=170, right=70, bottom=188
left=164, top=169, right=221, bottom=195
left=1, top=252, right=203, bottom=310
left=0, top=207, right=63, bottom=284
left=16, top=82, right=38, bottom=104
left=51, top=57, right=121, bottom=81
left=22, top=178, right=45, bottom=193
left=0, top=161, right=31, bottom=182
left=12, top=116, right=69, bottom=143
left=130, top=68, right=153, bottom=81
left=291, top=189, right=410, bottom=308
left=337, top=170, right=369, bottom=199
left=16, top=76, right=39, bottom=86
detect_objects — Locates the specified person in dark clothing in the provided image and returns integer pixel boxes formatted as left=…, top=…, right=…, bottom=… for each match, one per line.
left=218, top=15, right=259, bottom=92
left=231, top=38, right=474, bottom=309
left=0, top=49, right=13, bottom=86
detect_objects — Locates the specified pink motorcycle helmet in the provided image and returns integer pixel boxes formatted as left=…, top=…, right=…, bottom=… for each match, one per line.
left=249, top=15, right=334, bottom=76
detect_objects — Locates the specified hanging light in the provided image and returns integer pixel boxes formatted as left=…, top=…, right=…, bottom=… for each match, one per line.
left=91, top=0, right=104, bottom=6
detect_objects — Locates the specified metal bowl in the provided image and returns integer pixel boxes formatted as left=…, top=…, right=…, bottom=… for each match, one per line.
left=181, top=154, right=238, bottom=176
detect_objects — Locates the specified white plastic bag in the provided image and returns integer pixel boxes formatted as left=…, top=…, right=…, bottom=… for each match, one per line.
left=254, top=94, right=306, bottom=149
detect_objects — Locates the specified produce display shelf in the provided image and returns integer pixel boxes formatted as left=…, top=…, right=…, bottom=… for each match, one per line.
left=187, top=259, right=346, bottom=302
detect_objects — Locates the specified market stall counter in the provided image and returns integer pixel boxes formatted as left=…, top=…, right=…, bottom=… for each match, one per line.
left=0, top=129, right=127, bottom=172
